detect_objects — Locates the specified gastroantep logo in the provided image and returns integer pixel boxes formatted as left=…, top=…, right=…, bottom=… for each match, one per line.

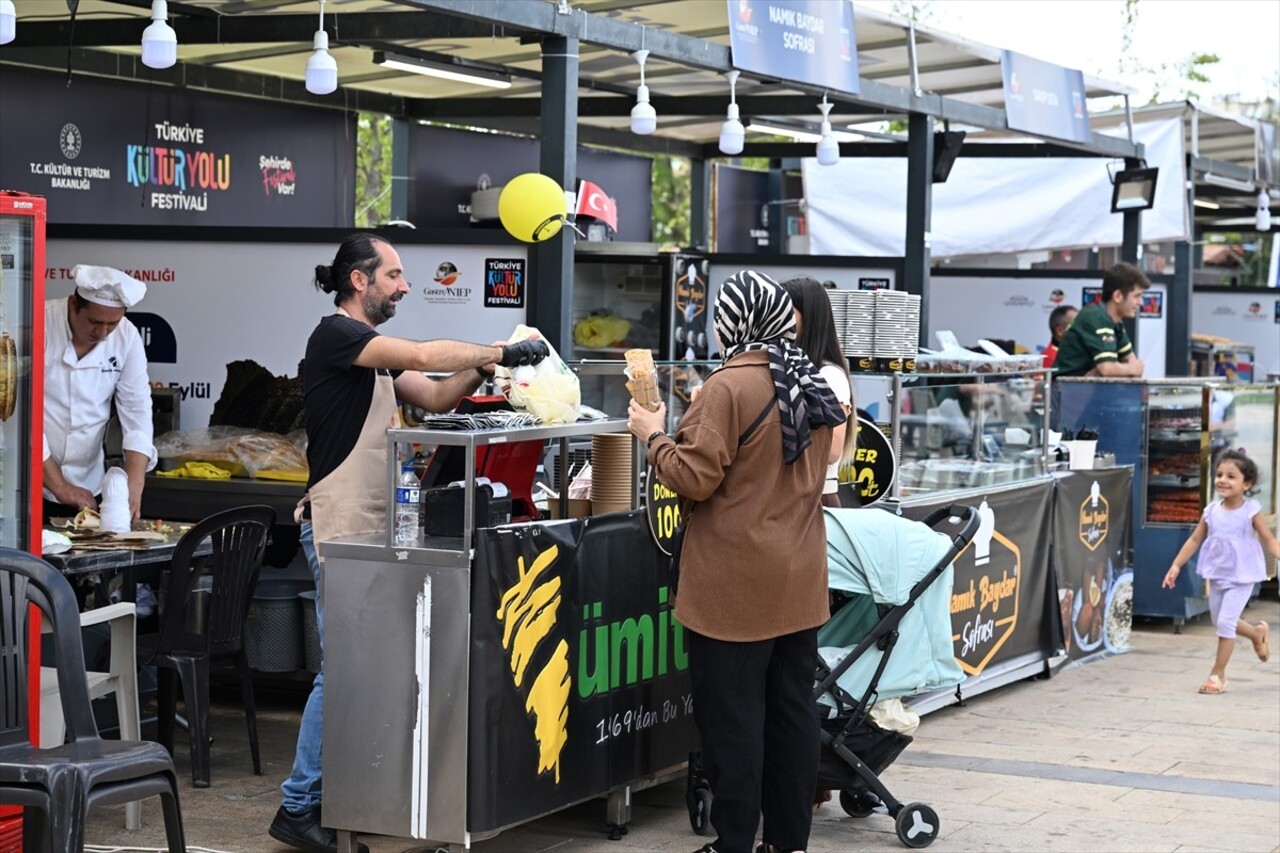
left=433, top=261, right=461, bottom=286
left=1049, top=289, right=1066, bottom=304
left=951, top=499, right=1021, bottom=675
left=422, top=261, right=471, bottom=303
left=1248, top=301, right=1263, bottom=316
left=1079, top=481, right=1109, bottom=552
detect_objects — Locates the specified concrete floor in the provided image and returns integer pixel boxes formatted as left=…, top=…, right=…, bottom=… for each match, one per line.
left=81, top=593, right=1280, bottom=853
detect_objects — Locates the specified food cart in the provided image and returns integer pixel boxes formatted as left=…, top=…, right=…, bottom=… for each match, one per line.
left=321, top=418, right=697, bottom=851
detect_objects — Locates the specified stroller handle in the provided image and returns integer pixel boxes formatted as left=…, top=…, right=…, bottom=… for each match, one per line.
left=922, top=504, right=981, bottom=552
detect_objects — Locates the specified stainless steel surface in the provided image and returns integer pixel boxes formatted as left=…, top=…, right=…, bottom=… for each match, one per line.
left=322, top=535, right=472, bottom=845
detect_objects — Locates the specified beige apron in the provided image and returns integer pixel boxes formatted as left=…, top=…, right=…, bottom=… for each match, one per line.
left=295, top=310, right=401, bottom=567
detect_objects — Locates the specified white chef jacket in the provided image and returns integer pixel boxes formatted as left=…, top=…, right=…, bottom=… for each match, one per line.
left=42, top=297, right=156, bottom=500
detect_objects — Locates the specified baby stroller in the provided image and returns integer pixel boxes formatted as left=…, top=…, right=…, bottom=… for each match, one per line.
left=686, top=504, right=978, bottom=849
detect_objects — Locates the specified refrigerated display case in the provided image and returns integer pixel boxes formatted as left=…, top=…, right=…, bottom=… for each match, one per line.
left=1057, top=377, right=1279, bottom=625
left=571, top=251, right=710, bottom=362
left=0, top=190, right=47, bottom=843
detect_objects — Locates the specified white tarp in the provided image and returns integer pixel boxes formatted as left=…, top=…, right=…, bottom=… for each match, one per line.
left=805, top=117, right=1187, bottom=258
left=1192, top=289, right=1280, bottom=377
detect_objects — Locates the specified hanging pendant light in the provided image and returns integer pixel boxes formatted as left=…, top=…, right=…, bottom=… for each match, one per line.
left=1258, top=190, right=1273, bottom=232
left=630, top=49, right=657, bottom=135
left=815, top=95, right=839, bottom=166
left=0, top=0, right=16, bottom=47
left=304, top=0, right=337, bottom=95
left=141, top=0, right=177, bottom=69
left=719, top=70, right=744, bottom=156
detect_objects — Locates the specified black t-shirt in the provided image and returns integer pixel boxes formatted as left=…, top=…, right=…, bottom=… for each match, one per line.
left=303, top=314, right=402, bottom=490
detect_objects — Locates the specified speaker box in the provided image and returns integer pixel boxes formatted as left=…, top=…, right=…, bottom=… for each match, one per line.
left=933, top=130, right=967, bottom=183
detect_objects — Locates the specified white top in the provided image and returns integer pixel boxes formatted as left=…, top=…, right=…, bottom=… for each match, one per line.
left=819, top=362, right=853, bottom=494
left=42, top=298, right=156, bottom=500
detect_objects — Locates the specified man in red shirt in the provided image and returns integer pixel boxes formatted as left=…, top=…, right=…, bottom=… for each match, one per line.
left=1042, top=304, right=1078, bottom=368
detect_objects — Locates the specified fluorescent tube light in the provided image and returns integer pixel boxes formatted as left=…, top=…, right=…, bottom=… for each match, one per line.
left=747, top=122, right=860, bottom=143
left=1192, top=198, right=1221, bottom=210
left=1201, top=173, right=1257, bottom=193
left=374, top=51, right=512, bottom=89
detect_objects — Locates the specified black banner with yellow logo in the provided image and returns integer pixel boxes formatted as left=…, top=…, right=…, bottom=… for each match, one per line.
left=1052, top=469, right=1134, bottom=662
left=469, top=511, right=698, bottom=832
left=903, top=481, right=1055, bottom=677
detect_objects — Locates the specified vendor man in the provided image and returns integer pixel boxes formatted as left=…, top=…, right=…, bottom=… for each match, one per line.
left=43, top=265, right=156, bottom=522
left=269, top=233, right=548, bottom=853
left=1053, top=262, right=1148, bottom=378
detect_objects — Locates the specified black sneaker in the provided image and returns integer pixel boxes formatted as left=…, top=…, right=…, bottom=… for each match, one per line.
left=268, top=805, right=370, bottom=853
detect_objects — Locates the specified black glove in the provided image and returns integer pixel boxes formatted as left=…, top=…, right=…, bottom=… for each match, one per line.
left=499, top=339, right=550, bottom=368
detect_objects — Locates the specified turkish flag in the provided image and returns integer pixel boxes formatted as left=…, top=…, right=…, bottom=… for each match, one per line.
left=575, top=179, right=618, bottom=232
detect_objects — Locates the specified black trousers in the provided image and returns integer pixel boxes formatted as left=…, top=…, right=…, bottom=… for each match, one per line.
left=689, top=626, right=820, bottom=853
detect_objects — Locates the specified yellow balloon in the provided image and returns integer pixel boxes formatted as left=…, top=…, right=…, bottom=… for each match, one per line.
left=499, top=173, right=566, bottom=243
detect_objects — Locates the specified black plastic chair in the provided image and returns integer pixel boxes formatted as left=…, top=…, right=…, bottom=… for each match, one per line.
left=137, top=505, right=276, bottom=788
left=0, top=548, right=186, bottom=852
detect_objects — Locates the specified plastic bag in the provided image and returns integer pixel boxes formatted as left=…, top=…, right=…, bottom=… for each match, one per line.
left=495, top=324, right=581, bottom=424
left=869, top=697, right=920, bottom=735
left=155, top=426, right=308, bottom=478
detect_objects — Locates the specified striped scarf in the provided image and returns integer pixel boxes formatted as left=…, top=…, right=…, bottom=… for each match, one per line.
left=714, top=270, right=847, bottom=464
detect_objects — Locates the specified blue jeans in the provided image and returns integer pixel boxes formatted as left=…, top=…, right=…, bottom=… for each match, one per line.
left=281, top=521, right=324, bottom=813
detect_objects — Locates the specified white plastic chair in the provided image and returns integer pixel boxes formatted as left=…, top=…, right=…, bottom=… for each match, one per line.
left=39, top=601, right=143, bottom=830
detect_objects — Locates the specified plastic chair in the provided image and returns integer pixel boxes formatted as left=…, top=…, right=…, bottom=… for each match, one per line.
left=0, top=548, right=186, bottom=853
left=137, top=504, right=276, bottom=788
left=39, top=601, right=143, bottom=830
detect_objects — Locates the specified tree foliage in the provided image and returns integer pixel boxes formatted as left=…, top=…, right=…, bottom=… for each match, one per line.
left=355, top=113, right=393, bottom=227
left=651, top=156, right=691, bottom=248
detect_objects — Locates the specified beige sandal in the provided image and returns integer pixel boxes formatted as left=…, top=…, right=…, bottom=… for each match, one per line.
left=1254, top=621, right=1270, bottom=662
left=1198, top=674, right=1228, bottom=694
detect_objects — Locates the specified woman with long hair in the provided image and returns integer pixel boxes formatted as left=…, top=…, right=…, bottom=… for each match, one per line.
left=781, top=277, right=853, bottom=508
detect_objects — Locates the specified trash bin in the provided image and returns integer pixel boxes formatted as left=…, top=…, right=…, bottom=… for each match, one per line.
left=245, top=579, right=303, bottom=672
left=298, top=591, right=322, bottom=674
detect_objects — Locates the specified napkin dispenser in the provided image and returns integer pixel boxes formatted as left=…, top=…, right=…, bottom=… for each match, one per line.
left=423, top=478, right=512, bottom=537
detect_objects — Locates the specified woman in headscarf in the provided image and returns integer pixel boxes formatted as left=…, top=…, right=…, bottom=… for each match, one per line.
left=628, top=270, right=846, bottom=853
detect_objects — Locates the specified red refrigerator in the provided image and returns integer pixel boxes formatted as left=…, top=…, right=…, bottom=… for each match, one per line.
left=0, top=191, right=47, bottom=848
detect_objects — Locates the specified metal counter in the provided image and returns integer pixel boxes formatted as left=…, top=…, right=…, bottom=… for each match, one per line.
left=141, top=475, right=306, bottom=525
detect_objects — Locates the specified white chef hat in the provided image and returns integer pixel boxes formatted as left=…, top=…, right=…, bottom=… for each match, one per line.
left=72, top=265, right=146, bottom=309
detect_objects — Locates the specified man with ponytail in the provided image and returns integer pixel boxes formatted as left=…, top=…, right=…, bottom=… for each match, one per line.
left=270, top=233, right=547, bottom=853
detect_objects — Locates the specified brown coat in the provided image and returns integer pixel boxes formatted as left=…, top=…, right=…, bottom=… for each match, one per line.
left=647, top=350, right=831, bottom=642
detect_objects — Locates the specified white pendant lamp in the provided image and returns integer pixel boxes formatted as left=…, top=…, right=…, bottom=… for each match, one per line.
left=305, top=1, right=337, bottom=95
left=815, top=96, right=839, bottom=166
left=1258, top=190, right=1273, bottom=232
left=719, top=70, right=744, bottom=156
left=0, top=0, right=16, bottom=47
left=630, top=49, right=657, bottom=135
left=141, top=0, right=177, bottom=69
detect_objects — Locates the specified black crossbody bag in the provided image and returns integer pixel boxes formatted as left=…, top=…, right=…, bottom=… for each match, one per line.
left=668, top=396, right=776, bottom=596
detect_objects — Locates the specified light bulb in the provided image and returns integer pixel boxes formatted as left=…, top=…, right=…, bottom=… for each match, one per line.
left=0, top=0, right=16, bottom=46
left=305, top=28, right=338, bottom=95
left=141, top=0, right=177, bottom=69
left=631, top=84, right=657, bottom=134
left=630, top=49, right=657, bottom=135
left=719, top=69, right=744, bottom=155
left=815, top=99, right=838, bottom=166
left=1257, top=190, right=1272, bottom=232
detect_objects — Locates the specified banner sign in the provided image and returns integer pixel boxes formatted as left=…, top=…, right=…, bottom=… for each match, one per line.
left=903, top=481, right=1055, bottom=676
left=727, top=0, right=860, bottom=94
left=1001, top=51, right=1091, bottom=145
left=0, top=69, right=354, bottom=227
left=1052, top=469, right=1134, bottom=662
left=469, top=511, right=697, bottom=831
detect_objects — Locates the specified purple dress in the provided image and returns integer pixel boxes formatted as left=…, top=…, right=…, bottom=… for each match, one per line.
left=1197, top=499, right=1267, bottom=584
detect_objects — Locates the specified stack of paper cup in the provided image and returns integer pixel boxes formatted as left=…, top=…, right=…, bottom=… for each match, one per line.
left=590, top=433, right=634, bottom=516
left=98, top=466, right=132, bottom=533
left=624, top=348, right=661, bottom=411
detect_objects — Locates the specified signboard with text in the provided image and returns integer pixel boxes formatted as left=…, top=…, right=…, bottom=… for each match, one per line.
left=470, top=511, right=697, bottom=832
left=0, top=69, right=353, bottom=227
left=727, top=0, right=860, bottom=94
left=1001, top=51, right=1091, bottom=144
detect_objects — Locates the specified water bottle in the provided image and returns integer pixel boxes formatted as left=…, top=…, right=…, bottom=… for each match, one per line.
left=394, top=470, right=421, bottom=546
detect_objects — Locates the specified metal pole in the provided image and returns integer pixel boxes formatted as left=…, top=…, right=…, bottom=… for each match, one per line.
left=530, top=35, right=580, bottom=356
left=903, top=112, right=934, bottom=347
left=390, top=117, right=410, bottom=222
left=690, top=157, right=711, bottom=251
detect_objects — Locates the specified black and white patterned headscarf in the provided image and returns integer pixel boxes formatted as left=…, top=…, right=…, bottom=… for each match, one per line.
left=714, top=270, right=846, bottom=464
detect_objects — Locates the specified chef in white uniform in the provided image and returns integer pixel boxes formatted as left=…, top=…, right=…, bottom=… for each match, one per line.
left=43, top=265, right=156, bottom=521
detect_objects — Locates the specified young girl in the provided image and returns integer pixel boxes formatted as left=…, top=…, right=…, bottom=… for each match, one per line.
left=780, top=277, right=853, bottom=508
left=1163, top=449, right=1279, bottom=694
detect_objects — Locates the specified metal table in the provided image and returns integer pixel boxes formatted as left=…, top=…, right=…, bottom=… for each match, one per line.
left=45, top=538, right=214, bottom=605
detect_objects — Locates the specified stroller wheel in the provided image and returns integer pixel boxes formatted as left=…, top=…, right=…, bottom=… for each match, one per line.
left=839, top=789, right=878, bottom=818
left=894, top=802, right=939, bottom=848
left=688, top=786, right=713, bottom=836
